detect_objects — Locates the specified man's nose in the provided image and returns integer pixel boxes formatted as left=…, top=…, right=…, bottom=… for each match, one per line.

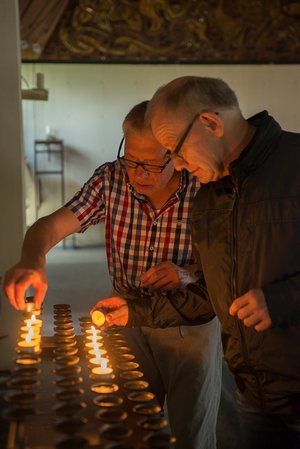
left=135, top=164, right=149, bottom=177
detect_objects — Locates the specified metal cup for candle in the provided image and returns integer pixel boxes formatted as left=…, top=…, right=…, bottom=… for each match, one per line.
left=144, top=432, right=176, bottom=448
left=54, top=365, right=81, bottom=377
left=54, top=327, right=75, bottom=336
left=55, top=339, right=77, bottom=348
left=111, top=346, right=131, bottom=354
left=138, top=416, right=168, bottom=431
left=109, top=339, right=128, bottom=346
left=123, top=380, right=149, bottom=391
left=53, top=322, right=74, bottom=330
left=54, top=416, right=88, bottom=434
left=53, top=347, right=78, bottom=357
left=55, top=435, right=89, bottom=449
left=8, top=377, right=40, bottom=391
left=132, top=403, right=162, bottom=416
left=114, top=353, right=135, bottom=362
left=14, top=356, right=41, bottom=366
left=116, top=361, right=139, bottom=371
left=55, top=387, right=84, bottom=401
left=95, top=408, right=128, bottom=423
left=4, top=391, right=40, bottom=406
left=55, top=376, right=83, bottom=388
left=54, top=355, right=80, bottom=366
left=93, top=394, right=123, bottom=408
left=53, top=304, right=71, bottom=310
left=119, top=370, right=144, bottom=380
left=53, top=401, right=87, bottom=416
left=2, top=406, right=38, bottom=421
left=99, top=423, right=133, bottom=441
left=13, top=366, right=41, bottom=377
left=127, top=391, right=155, bottom=402
left=54, top=317, right=73, bottom=325
left=90, top=382, right=119, bottom=394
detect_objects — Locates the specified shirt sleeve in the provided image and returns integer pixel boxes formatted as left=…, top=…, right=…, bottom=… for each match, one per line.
left=65, top=164, right=109, bottom=232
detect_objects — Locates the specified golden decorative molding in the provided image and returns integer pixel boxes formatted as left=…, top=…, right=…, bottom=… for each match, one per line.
left=21, top=0, right=300, bottom=63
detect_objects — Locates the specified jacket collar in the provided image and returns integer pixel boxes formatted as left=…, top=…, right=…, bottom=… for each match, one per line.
left=229, top=110, right=282, bottom=185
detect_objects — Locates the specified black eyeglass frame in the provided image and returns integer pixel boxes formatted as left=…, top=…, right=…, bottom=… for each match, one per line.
left=171, top=111, right=219, bottom=158
left=117, top=137, right=172, bottom=173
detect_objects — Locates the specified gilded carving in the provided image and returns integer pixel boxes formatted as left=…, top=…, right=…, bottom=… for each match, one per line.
left=23, top=0, right=300, bottom=63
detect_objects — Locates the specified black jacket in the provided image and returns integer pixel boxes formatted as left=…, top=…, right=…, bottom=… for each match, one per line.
left=128, top=111, right=300, bottom=413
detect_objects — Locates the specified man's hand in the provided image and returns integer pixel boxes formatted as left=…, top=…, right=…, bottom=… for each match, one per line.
left=229, top=288, right=272, bottom=332
left=140, top=262, right=197, bottom=291
left=3, top=263, right=48, bottom=311
left=90, top=296, right=129, bottom=328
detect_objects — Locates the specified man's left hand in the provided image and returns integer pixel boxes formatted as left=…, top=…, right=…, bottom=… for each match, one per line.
left=140, top=261, right=197, bottom=291
left=229, top=288, right=272, bottom=332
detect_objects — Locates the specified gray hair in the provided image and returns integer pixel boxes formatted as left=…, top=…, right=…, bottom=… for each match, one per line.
left=146, top=76, right=240, bottom=122
left=122, top=100, right=150, bottom=134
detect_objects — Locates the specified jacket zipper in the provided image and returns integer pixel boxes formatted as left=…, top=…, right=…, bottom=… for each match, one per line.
left=230, top=175, right=266, bottom=409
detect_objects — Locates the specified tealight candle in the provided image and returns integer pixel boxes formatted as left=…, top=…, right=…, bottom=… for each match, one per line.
left=84, top=341, right=103, bottom=350
left=19, top=333, right=41, bottom=342
left=91, top=358, right=113, bottom=376
left=17, top=334, right=38, bottom=353
left=20, top=326, right=40, bottom=335
left=85, top=328, right=101, bottom=336
left=86, top=335, right=103, bottom=342
left=24, top=318, right=42, bottom=328
left=89, top=356, right=109, bottom=366
left=91, top=310, right=106, bottom=327
left=88, top=348, right=107, bottom=357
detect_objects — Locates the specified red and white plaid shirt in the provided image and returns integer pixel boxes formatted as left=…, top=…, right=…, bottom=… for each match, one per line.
left=65, top=160, right=200, bottom=296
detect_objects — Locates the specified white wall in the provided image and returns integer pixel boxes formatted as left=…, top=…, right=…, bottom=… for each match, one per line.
left=0, top=0, right=25, bottom=369
left=21, top=63, right=300, bottom=245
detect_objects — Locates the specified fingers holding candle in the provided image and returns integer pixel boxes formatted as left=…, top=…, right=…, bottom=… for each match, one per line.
left=4, top=262, right=47, bottom=310
left=90, top=296, right=129, bottom=328
left=106, top=305, right=128, bottom=327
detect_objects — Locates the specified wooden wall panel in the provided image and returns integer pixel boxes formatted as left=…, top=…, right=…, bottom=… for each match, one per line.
left=20, top=0, right=300, bottom=63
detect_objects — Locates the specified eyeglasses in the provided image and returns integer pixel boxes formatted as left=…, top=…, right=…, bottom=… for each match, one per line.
left=169, top=111, right=219, bottom=159
left=117, top=137, right=172, bottom=173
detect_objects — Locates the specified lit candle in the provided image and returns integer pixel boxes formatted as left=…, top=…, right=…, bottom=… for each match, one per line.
left=84, top=341, right=103, bottom=350
left=17, top=333, right=38, bottom=353
left=20, top=332, right=42, bottom=341
left=20, top=325, right=40, bottom=335
left=91, top=358, right=113, bottom=376
left=91, top=310, right=106, bottom=327
left=86, top=334, right=102, bottom=342
left=24, top=317, right=42, bottom=328
left=87, top=345, right=107, bottom=356
left=89, top=355, right=109, bottom=366
left=85, top=327, right=101, bottom=336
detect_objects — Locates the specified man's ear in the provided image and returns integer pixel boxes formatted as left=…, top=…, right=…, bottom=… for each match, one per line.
left=199, top=112, right=223, bottom=137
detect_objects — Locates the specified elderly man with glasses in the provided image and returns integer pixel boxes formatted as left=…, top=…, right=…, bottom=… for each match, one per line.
left=4, top=100, right=222, bottom=449
left=95, top=77, right=300, bottom=449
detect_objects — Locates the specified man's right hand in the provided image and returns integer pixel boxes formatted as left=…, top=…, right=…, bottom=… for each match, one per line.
left=3, top=262, right=48, bottom=311
left=90, top=296, right=129, bottom=328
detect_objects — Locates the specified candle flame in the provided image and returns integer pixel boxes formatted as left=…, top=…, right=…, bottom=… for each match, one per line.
left=101, top=358, right=107, bottom=369
left=25, top=333, right=32, bottom=343
left=31, top=314, right=36, bottom=322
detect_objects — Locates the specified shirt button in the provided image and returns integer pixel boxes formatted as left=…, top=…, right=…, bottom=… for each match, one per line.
left=149, top=246, right=154, bottom=251
left=152, top=221, right=157, bottom=226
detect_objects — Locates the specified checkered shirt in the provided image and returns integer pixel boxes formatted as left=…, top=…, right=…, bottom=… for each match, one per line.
left=65, top=160, right=200, bottom=296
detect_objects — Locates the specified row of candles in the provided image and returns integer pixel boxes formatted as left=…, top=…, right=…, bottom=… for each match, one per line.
left=17, top=311, right=43, bottom=354
left=85, top=323, right=114, bottom=377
